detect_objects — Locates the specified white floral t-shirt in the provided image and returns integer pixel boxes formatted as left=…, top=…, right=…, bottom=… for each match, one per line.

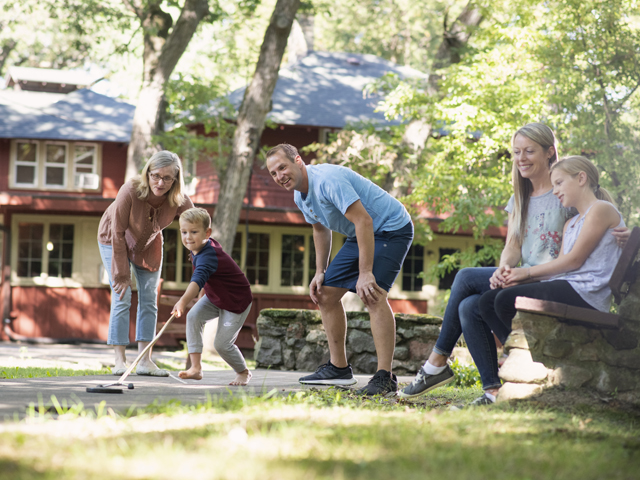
left=506, top=189, right=575, bottom=267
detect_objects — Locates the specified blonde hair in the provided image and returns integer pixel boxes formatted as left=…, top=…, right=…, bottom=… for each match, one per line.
left=508, top=123, right=558, bottom=246
left=551, top=156, right=615, bottom=204
left=180, top=207, right=211, bottom=230
left=133, top=150, right=187, bottom=207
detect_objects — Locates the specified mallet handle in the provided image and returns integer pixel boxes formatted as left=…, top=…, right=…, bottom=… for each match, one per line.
left=116, top=313, right=177, bottom=384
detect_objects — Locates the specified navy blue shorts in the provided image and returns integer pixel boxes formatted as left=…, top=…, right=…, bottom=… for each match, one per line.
left=323, top=221, right=414, bottom=292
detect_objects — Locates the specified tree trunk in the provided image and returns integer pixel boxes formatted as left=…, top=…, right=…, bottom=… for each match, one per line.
left=211, top=0, right=301, bottom=252
left=124, top=0, right=209, bottom=179
left=383, top=2, right=483, bottom=195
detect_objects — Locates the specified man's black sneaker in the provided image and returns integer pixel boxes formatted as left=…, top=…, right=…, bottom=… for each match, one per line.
left=355, top=369, right=398, bottom=397
left=298, top=362, right=357, bottom=386
left=398, top=365, right=455, bottom=399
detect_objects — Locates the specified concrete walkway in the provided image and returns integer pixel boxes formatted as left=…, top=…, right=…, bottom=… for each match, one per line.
left=0, top=342, right=414, bottom=421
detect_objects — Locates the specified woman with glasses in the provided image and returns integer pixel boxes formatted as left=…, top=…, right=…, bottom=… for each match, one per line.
left=98, top=151, right=194, bottom=376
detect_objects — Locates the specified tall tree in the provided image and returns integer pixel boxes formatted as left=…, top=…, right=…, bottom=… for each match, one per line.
left=210, top=0, right=301, bottom=252
left=123, top=0, right=210, bottom=178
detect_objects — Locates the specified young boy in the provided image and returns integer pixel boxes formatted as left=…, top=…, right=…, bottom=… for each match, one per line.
left=173, top=207, right=253, bottom=386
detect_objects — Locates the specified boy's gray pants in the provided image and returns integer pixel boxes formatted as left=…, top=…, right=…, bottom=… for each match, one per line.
left=186, top=295, right=252, bottom=373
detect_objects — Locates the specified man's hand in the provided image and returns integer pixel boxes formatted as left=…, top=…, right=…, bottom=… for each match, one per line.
left=356, top=271, right=384, bottom=306
left=309, top=272, right=325, bottom=304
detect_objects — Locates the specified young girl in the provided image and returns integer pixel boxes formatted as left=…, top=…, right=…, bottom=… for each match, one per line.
left=478, top=156, right=625, bottom=368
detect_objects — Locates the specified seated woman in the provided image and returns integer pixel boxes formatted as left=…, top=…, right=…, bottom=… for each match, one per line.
left=477, top=155, right=625, bottom=402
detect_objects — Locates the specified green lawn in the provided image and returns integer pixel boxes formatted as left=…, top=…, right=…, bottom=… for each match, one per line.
left=0, top=384, right=638, bottom=480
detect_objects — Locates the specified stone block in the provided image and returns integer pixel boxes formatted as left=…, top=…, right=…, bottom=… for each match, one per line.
left=408, top=339, right=435, bottom=361
left=549, top=365, right=593, bottom=388
left=254, top=336, right=283, bottom=368
left=296, top=344, right=329, bottom=372
left=286, top=321, right=306, bottom=339
left=392, top=359, right=421, bottom=375
left=497, top=382, right=542, bottom=402
left=550, top=323, right=598, bottom=345
left=573, top=342, right=601, bottom=362
left=351, top=353, right=378, bottom=374
left=347, top=329, right=376, bottom=353
left=347, top=319, right=370, bottom=329
left=412, top=325, right=442, bottom=340
left=600, top=348, right=640, bottom=370
left=603, top=328, right=639, bottom=351
left=395, top=313, right=443, bottom=325
left=542, top=339, right=574, bottom=358
left=282, top=347, right=297, bottom=370
left=396, top=327, right=417, bottom=339
left=451, top=347, right=474, bottom=366
left=504, top=329, right=536, bottom=352
left=305, top=329, right=328, bottom=344
left=499, top=349, right=549, bottom=384
left=257, top=323, right=287, bottom=337
left=595, top=366, right=639, bottom=393
left=512, top=312, right=557, bottom=340
left=393, top=346, right=409, bottom=360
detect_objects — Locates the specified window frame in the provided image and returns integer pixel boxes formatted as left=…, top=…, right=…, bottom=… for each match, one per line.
left=11, top=215, right=80, bottom=287
left=9, top=139, right=101, bottom=192
left=13, top=140, right=39, bottom=188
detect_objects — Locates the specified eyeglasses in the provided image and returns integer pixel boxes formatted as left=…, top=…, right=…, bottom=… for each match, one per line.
left=149, top=172, right=176, bottom=184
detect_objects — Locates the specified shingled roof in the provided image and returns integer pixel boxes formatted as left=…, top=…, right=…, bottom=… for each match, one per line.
left=0, top=88, right=135, bottom=142
left=228, top=51, right=426, bottom=128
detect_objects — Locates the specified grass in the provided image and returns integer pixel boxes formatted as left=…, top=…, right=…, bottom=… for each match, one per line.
left=0, top=385, right=639, bottom=480
left=0, top=366, right=111, bottom=379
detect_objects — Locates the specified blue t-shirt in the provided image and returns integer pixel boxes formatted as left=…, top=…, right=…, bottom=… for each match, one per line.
left=294, top=164, right=411, bottom=238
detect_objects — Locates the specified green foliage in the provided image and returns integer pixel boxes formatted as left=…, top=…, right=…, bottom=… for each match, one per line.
left=157, top=74, right=237, bottom=177
left=449, top=357, right=482, bottom=388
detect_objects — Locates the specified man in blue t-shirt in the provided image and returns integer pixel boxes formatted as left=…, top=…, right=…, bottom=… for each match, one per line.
left=266, top=144, right=414, bottom=397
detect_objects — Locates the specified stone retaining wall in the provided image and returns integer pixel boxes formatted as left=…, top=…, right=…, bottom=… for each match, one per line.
left=497, top=280, right=640, bottom=405
left=254, top=309, right=443, bottom=375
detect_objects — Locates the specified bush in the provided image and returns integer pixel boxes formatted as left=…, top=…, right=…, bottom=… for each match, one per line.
left=449, top=358, right=481, bottom=388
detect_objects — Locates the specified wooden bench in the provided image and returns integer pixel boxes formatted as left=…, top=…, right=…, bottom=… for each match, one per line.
left=515, top=226, right=640, bottom=330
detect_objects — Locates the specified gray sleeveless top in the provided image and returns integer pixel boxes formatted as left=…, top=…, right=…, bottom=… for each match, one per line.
left=549, top=201, right=624, bottom=312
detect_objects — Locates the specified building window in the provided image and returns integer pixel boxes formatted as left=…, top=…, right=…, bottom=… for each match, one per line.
left=402, top=244, right=424, bottom=292
left=48, top=224, right=74, bottom=278
left=73, top=144, right=99, bottom=189
left=246, top=233, right=269, bottom=285
left=15, top=142, right=38, bottom=186
left=17, top=222, right=74, bottom=278
left=162, top=229, right=191, bottom=282
left=11, top=140, right=100, bottom=191
left=17, top=223, right=43, bottom=277
left=281, top=234, right=305, bottom=286
left=438, top=248, right=460, bottom=290
left=45, top=143, right=67, bottom=187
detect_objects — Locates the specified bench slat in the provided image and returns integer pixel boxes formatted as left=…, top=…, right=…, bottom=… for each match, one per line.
left=515, top=296, right=620, bottom=329
left=610, top=226, right=640, bottom=304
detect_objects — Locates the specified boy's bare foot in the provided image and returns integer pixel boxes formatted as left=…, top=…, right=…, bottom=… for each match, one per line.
left=178, top=368, right=203, bottom=380
left=229, top=370, right=252, bottom=386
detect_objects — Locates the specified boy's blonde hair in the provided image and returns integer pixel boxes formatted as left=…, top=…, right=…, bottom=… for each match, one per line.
left=551, top=156, right=615, bottom=205
left=180, top=207, right=211, bottom=230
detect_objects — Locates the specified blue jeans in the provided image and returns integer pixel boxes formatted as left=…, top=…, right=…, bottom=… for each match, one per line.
left=433, top=267, right=502, bottom=390
left=99, top=243, right=162, bottom=345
